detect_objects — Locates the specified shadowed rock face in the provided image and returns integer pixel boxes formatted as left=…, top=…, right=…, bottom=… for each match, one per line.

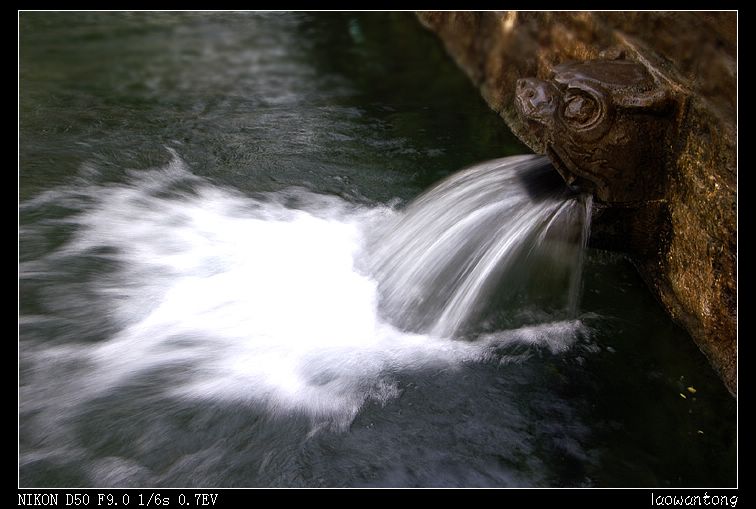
left=417, top=11, right=736, bottom=395
left=515, top=59, right=674, bottom=203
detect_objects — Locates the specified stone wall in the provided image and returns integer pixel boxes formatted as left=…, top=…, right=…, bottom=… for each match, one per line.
left=417, top=11, right=737, bottom=394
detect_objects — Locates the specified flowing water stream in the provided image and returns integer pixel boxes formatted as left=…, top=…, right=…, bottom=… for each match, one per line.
left=371, top=155, right=592, bottom=337
left=19, top=12, right=735, bottom=487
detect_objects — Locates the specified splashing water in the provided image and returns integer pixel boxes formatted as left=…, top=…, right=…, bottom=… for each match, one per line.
left=370, top=155, right=592, bottom=337
left=19, top=152, right=591, bottom=435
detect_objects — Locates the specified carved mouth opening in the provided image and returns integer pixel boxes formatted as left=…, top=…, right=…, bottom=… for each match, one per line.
left=516, top=156, right=569, bottom=201
left=546, top=144, right=597, bottom=196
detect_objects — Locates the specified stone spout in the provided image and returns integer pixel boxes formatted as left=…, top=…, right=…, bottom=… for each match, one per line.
left=514, top=58, right=675, bottom=204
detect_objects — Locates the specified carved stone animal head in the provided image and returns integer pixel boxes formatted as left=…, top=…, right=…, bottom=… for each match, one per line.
left=515, top=59, right=676, bottom=203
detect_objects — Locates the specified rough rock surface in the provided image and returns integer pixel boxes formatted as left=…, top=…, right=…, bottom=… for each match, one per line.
left=417, top=11, right=736, bottom=394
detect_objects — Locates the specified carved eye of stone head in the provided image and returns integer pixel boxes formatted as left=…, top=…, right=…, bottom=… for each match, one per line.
left=562, top=90, right=602, bottom=128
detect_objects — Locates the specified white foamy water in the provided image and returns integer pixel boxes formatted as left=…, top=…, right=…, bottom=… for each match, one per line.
left=19, top=153, right=589, bottom=430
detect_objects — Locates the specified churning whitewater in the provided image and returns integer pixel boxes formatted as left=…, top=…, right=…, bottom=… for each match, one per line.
left=19, top=152, right=591, bottom=431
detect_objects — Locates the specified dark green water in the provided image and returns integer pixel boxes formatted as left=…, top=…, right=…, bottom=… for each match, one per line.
left=19, top=12, right=735, bottom=488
